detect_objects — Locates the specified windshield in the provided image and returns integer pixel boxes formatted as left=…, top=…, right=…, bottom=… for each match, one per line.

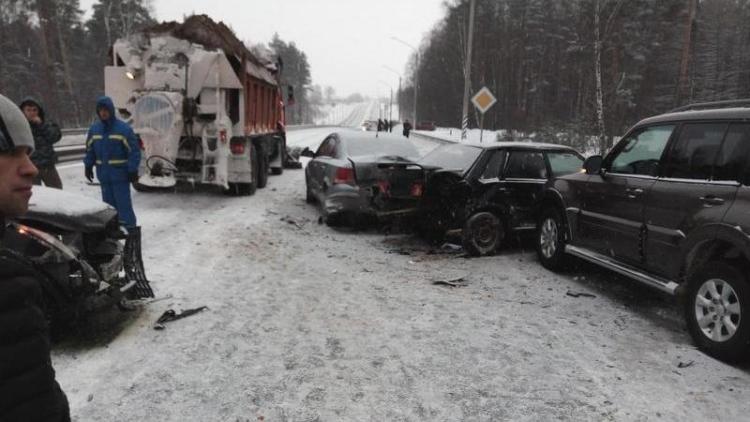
left=547, top=151, right=584, bottom=177
left=346, top=137, right=420, bottom=160
left=419, top=144, right=482, bottom=173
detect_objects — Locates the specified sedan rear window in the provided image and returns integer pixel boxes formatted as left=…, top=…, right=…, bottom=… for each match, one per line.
left=419, top=144, right=482, bottom=173
left=346, top=137, right=420, bottom=160
left=547, top=151, right=584, bottom=177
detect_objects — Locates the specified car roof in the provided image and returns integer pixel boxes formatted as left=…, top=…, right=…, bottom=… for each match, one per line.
left=443, top=141, right=580, bottom=152
left=635, top=107, right=750, bottom=126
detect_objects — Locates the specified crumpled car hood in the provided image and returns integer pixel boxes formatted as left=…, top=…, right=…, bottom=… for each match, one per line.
left=21, top=186, right=119, bottom=233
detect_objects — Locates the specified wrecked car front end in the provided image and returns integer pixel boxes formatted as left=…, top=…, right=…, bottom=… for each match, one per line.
left=2, top=187, right=152, bottom=330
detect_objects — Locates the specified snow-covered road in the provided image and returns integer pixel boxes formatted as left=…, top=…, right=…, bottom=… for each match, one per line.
left=50, top=128, right=750, bottom=421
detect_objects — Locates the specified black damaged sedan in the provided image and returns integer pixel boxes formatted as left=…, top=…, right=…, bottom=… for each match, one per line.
left=417, top=142, right=584, bottom=255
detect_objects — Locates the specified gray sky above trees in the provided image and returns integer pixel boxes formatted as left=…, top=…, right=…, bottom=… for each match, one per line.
left=79, top=0, right=446, bottom=97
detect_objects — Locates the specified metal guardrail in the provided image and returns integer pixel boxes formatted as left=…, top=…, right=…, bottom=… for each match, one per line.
left=55, top=124, right=340, bottom=164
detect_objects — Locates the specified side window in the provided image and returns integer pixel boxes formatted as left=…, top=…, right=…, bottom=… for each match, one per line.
left=713, top=124, right=750, bottom=182
left=609, top=125, right=674, bottom=176
left=316, top=138, right=335, bottom=157
left=504, top=151, right=548, bottom=179
left=480, top=150, right=507, bottom=180
left=663, top=123, right=727, bottom=180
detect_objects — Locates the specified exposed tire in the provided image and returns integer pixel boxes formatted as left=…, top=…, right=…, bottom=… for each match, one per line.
left=684, top=261, right=750, bottom=362
left=536, top=207, right=569, bottom=271
left=256, top=144, right=269, bottom=189
left=462, top=211, right=503, bottom=256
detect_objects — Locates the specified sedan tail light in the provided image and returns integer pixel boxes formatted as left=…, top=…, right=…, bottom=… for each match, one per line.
left=334, top=167, right=355, bottom=185
left=410, top=181, right=424, bottom=197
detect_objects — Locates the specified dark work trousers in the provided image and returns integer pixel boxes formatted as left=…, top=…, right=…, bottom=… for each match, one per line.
left=101, top=181, right=137, bottom=229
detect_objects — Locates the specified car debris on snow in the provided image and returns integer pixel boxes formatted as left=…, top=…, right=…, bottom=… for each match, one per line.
left=566, top=290, right=597, bottom=298
left=153, top=306, right=208, bottom=330
left=678, top=360, right=695, bottom=369
left=280, top=216, right=307, bottom=229
left=431, top=276, right=469, bottom=288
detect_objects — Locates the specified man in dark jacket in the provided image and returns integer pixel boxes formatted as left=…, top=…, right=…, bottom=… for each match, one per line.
left=0, top=93, right=70, bottom=422
left=84, top=96, right=141, bottom=230
left=19, top=97, right=63, bottom=189
left=402, top=119, right=413, bottom=138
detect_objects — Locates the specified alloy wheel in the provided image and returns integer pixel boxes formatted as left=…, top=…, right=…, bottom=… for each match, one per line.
left=539, top=217, right=558, bottom=259
left=694, top=278, right=741, bottom=342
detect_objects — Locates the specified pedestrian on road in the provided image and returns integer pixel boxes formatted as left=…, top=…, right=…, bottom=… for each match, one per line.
left=0, top=93, right=71, bottom=422
left=402, top=119, right=413, bottom=138
left=83, top=96, right=141, bottom=230
left=377, top=118, right=384, bottom=132
left=19, top=97, right=63, bottom=189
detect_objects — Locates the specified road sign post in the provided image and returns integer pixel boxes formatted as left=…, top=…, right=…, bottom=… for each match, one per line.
left=471, top=87, right=497, bottom=143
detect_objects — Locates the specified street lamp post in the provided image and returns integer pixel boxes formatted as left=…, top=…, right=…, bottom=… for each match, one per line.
left=390, top=36, right=419, bottom=125
left=382, top=65, right=402, bottom=122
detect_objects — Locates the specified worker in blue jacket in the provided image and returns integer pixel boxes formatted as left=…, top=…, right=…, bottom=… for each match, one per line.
left=83, top=96, right=140, bottom=229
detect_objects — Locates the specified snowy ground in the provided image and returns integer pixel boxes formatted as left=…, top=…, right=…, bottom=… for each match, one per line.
left=49, top=128, right=750, bottom=421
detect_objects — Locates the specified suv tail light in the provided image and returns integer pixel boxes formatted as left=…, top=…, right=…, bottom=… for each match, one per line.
left=334, top=167, right=355, bottom=185
left=230, top=139, right=245, bottom=155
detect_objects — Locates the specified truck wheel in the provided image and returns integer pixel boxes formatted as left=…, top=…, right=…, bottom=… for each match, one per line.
left=462, top=211, right=503, bottom=256
left=536, top=207, right=568, bottom=271
left=224, top=182, right=255, bottom=196
left=271, top=136, right=286, bottom=175
left=685, top=260, right=750, bottom=362
left=256, top=145, right=269, bottom=189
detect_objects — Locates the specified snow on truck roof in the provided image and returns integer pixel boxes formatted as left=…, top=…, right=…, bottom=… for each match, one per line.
left=143, top=14, right=279, bottom=86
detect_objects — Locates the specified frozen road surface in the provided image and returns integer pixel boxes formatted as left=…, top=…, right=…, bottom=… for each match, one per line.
left=51, top=128, right=749, bottom=421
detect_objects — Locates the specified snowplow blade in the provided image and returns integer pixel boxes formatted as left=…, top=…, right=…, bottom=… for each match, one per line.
left=124, top=226, right=154, bottom=298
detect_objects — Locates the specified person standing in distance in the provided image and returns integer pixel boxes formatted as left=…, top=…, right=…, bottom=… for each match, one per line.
left=0, top=93, right=71, bottom=421
left=19, top=97, right=63, bottom=189
left=83, top=96, right=140, bottom=230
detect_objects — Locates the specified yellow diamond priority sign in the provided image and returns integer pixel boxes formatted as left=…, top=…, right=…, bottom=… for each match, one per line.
left=471, top=87, right=497, bottom=114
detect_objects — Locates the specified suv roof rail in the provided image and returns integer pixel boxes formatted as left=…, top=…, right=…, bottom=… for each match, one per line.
left=669, top=99, right=750, bottom=113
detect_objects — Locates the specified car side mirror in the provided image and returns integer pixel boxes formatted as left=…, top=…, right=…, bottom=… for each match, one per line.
left=583, top=155, right=603, bottom=175
left=301, top=147, right=315, bottom=158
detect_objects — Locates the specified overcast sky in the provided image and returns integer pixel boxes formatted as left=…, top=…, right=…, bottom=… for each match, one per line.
left=79, top=0, right=448, bottom=97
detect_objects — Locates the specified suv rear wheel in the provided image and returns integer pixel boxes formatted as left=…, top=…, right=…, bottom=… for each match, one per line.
left=536, top=207, right=568, bottom=270
left=462, top=212, right=503, bottom=256
left=685, top=261, right=750, bottom=362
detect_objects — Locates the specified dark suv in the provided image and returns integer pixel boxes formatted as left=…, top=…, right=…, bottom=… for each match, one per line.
left=537, top=100, right=750, bottom=362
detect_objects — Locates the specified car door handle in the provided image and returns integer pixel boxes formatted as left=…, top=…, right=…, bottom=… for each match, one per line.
left=626, top=188, right=644, bottom=199
left=699, top=195, right=725, bottom=206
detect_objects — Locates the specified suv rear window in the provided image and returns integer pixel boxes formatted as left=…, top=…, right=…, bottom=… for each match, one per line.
left=664, top=123, right=728, bottom=180
left=713, top=124, right=750, bottom=182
